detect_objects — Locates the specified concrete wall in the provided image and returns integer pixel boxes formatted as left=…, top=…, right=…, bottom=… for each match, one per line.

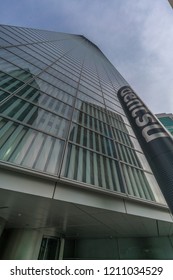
left=0, top=229, right=42, bottom=260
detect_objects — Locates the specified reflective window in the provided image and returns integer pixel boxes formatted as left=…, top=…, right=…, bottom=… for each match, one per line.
left=38, top=237, right=60, bottom=260
left=19, top=45, right=52, bottom=65
left=79, top=79, right=102, bottom=95
left=74, top=103, right=107, bottom=122
left=0, top=59, right=23, bottom=74
left=52, top=63, right=80, bottom=82
left=0, top=24, right=162, bottom=204
left=103, top=92, right=119, bottom=104
left=0, top=71, right=25, bottom=93
left=0, top=48, right=43, bottom=74
left=121, top=163, right=155, bottom=201
left=0, top=118, right=64, bottom=175
left=0, top=90, right=10, bottom=102
left=105, top=99, right=124, bottom=114
left=107, top=113, right=128, bottom=133
left=62, top=143, right=122, bottom=192
left=46, top=68, right=78, bottom=88
left=0, top=97, right=69, bottom=138
left=72, top=109, right=113, bottom=138
left=69, top=123, right=117, bottom=158
left=117, top=143, right=142, bottom=168
left=0, top=37, right=12, bottom=47
left=36, top=75, right=77, bottom=96
left=1, top=26, right=27, bottom=44
left=5, top=25, right=32, bottom=43
left=0, top=30, right=19, bottom=45
left=15, top=87, right=73, bottom=120
left=112, top=128, right=134, bottom=147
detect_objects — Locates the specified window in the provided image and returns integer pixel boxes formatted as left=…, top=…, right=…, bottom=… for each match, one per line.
left=38, top=237, right=60, bottom=260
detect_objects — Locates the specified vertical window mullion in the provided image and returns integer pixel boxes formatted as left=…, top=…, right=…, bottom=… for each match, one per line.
left=122, top=164, right=134, bottom=196
left=127, top=166, right=140, bottom=197
left=22, top=132, right=44, bottom=168
left=14, top=130, right=36, bottom=164
left=86, top=148, right=91, bottom=184
left=93, top=152, right=99, bottom=186
left=0, top=121, right=15, bottom=147
left=77, top=146, right=83, bottom=181
left=133, top=168, right=146, bottom=199
left=138, top=170, right=155, bottom=200
left=0, top=125, right=25, bottom=160
left=66, top=144, right=76, bottom=179
left=111, top=160, right=121, bottom=192
left=105, top=157, right=114, bottom=190
left=100, top=154, right=107, bottom=189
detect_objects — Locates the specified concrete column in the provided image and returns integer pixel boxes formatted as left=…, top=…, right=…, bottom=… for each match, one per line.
left=59, top=238, right=65, bottom=260
left=1, top=229, right=43, bottom=260
left=0, top=217, right=6, bottom=237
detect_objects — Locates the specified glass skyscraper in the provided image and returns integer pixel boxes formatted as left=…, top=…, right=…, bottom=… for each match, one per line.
left=156, top=113, right=173, bottom=136
left=0, top=24, right=173, bottom=260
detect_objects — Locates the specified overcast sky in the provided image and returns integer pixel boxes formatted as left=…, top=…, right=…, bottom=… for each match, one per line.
left=1, top=0, right=173, bottom=113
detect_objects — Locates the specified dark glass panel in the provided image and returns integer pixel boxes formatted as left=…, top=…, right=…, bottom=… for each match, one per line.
left=38, top=237, right=60, bottom=260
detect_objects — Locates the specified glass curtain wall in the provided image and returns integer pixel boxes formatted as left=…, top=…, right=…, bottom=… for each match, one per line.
left=0, top=24, right=165, bottom=204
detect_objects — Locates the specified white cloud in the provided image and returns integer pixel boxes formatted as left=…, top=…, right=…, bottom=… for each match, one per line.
left=104, top=0, right=173, bottom=113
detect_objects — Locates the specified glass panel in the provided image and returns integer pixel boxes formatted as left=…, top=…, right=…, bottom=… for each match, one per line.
left=0, top=31, right=18, bottom=45
left=79, top=82, right=102, bottom=96
left=38, top=237, right=60, bottom=260
left=107, top=113, right=129, bottom=133
left=105, top=99, right=124, bottom=114
left=0, top=119, right=64, bottom=175
left=5, top=69, right=31, bottom=82
left=74, top=103, right=107, bottom=122
left=46, top=67, right=78, bottom=88
left=135, top=152, right=152, bottom=172
left=19, top=45, right=51, bottom=65
left=0, top=59, right=20, bottom=73
left=77, top=88, right=104, bottom=104
left=0, top=71, right=24, bottom=93
left=118, top=144, right=142, bottom=168
left=0, top=37, right=11, bottom=47
left=69, top=123, right=117, bottom=158
left=52, top=63, right=80, bottom=82
left=4, top=25, right=31, bottom=43
left=129, top=136, right=142, bottom=152
left=62, top=143, right=122, bottom=192
left=0, top=48, right=43, bottom=74
left=121, top=163, right=155, bottom=201
left=145, top=173, right=166, bottom=205
left=17, top=85, right=73, bottom=119
left=16, top=82, right=75, bottom=107
left=80, top=76, right=100, bottom=88
left=72, top=109, right=113, bottom=138
left=0, top=97, right=69, bottom=138
left=36, top=77, right=77, bottom=96
left=103, top=92, right=119, bottom=104
left=0, top=90, right=10, bottom=102
left=112, top=128, right=134, bottom=147
left=0, top=26, right=23, bottom=44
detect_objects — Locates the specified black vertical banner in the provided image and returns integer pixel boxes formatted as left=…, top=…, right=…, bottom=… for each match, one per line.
left=117, top=86, right=173, bottom=213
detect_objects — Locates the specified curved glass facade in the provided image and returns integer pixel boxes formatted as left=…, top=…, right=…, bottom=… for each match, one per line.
left=0, top=24, right=165, bottom=204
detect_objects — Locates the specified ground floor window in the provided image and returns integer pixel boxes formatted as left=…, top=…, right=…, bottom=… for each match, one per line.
left=38, top=236, right=60, bottom=260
